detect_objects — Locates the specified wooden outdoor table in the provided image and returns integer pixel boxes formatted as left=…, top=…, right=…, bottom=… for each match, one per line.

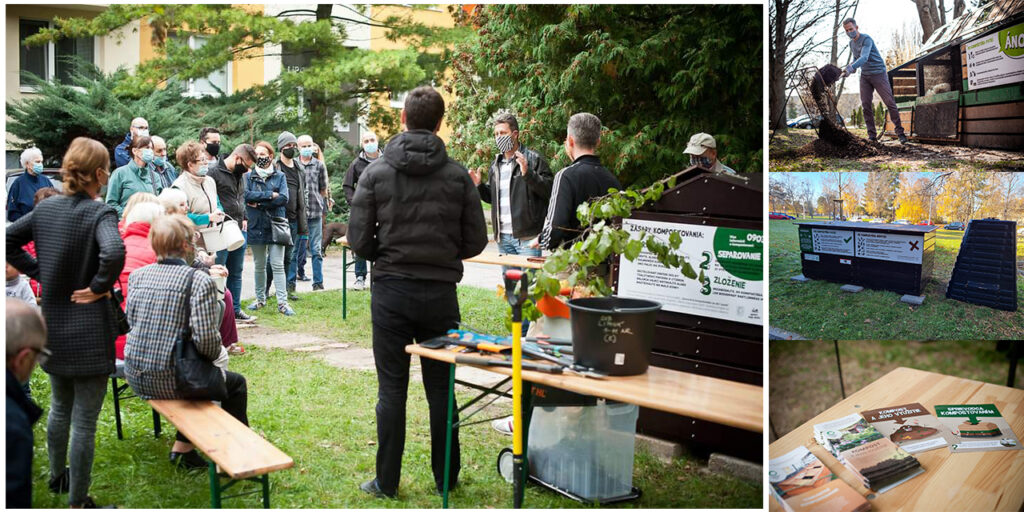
left=337, top=236, right=545, bottom=318
left=768, top=367, right=1024, bottom=512
left=407, top=343, right=763, bottom=508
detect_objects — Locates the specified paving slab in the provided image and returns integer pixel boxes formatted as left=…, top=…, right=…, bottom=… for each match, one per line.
left=900, top=294, right=926, bottom=305
left=790, top=274, right=810, bottom=282
left=840, top=284, right=864, bottom=293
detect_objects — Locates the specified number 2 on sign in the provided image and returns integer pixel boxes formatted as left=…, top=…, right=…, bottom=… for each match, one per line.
left=700, top=251, right=712, bottom=270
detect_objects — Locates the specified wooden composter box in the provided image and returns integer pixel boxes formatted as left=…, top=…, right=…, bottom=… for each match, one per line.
left=613, top=167, right=762, bottom=460
left=796, top=221, right=938, bottom=296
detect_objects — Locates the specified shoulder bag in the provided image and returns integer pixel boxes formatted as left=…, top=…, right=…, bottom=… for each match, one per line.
left=173, top=268, right=228, bottom=401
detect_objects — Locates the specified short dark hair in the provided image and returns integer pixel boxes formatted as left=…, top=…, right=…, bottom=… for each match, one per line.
left=199, top=127, right=220, bottom=142
left=403, top=86, right=445, bottom=131
left=493, top=113, right=519, bottom=132
left=233, top=143, right=257, bottom=162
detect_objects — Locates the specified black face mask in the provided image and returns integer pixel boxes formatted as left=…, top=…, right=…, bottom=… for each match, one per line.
left=206, top=142, right=220, bottom=157
left=233, top=161, right=249, bottom=175
left=281, top=147, right=297, bottom=159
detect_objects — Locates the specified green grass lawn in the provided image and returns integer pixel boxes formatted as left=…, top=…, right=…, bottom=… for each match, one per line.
left=26, top=285, right=761, bottom=509
left=769, top=219, right=1024, bottom=340
left=769, top=341, right=1018, bottom=439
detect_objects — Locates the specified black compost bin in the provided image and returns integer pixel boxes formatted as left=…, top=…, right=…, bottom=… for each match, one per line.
left=568, top=297, right=661, bottom=376
left=946, top=219, right=1018, bottom=311
left=796, top=221, right=938, bottom=296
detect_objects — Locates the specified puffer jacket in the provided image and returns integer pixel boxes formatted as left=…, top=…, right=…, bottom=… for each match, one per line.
left=348, top=129, right=488, bottom=283
left=243, top=170, right=289, bottom=245
left=115, top=221, right=157, bottom=360
left=477, top=144, right=553, bottom=240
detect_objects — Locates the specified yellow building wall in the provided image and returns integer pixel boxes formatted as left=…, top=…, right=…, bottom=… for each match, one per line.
left=369, top=5, right=458, bottom=141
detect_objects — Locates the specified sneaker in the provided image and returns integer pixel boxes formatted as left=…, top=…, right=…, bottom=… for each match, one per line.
left=491, top=415, right=514, bottom=436
left=312, top=283, right=324, bottom=291
left=247, top=301, right=266, bottom=311
left=359, top=479, right=396, bottom=499
left=48, top=466, right=69, bottom=493
left=235, top=310, right=256, bottom=323
left=278, top=304, right=296, bottom=316
left=297, top=275, right=311, bottom=282
left=867, top=135, right=877, bottom=142
left=898, top=133, right=909, bottom=144
left=353, top=277, right=365, bottom=291
left=289, top=293, right=300, bottom=301
left=74, top=496, right=117, bottom=508
left=170, top=450, right=207, bottom=471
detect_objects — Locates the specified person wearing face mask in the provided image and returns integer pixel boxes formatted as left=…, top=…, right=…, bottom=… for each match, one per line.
left=343, top=130, right=383, bottom=291
left=7, top=147, right=55, bottom=222
left=200, top=126, right=222, bottom=163
left=114, top=117, right=150, bottom=168
left=539, top=113, right=622, bottom=251
left=6, top=137, right=126, bottom=509
left=683, top=133, right=738, bottom=176
left=171, top=141, right=226, bottom=228
left=296, top=135, right=329, bottom=291
left=272, top=131, right=307, bottom=298
left=6, top=300, right=49, bottom=508
left=211, top=143, right=257, bottom=323
left=106, top=135, right=158, bottom=217
left=244, top=141, right=294, bottom=316
left=841, top=18, right=908, bottom=144
left=150, top=136, right=178, bottom=191
left=470, top=113, right=553, bottom=262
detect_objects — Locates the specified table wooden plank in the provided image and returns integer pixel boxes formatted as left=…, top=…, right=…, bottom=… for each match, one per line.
left=149, top=400, right=295, bottom=480
left=407, top=344, right=763, bottom=433
left=768, top=367, right=1024, bottom=512
left=338, top=236, right=546, bottom=269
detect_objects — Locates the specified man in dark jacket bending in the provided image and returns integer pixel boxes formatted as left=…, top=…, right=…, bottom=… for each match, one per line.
left=6, top=300, right=47, bottom=508
left=348, top=86, right=488, bottom=499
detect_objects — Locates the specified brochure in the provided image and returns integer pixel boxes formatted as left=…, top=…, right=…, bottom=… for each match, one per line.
left=769, top=445, right=871, bottom=512
left=813, top=413, right=923, bottom=492
left=934, top=404, right=1023, bottom=453
left=860, top=403, right=956, bottom=454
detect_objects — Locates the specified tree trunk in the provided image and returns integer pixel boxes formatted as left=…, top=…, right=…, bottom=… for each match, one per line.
left=770, top=0, right=790, bottom=131
left=912, top=0, right=941, bottom=43
left=953, top=0, right=965, bottom=19
left=831, top=0, right=841, bottom=66
left=938, top=0, right=946, bottom=27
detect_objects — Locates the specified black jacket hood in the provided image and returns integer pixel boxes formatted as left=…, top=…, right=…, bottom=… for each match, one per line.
left=383, top=130, right=448, bottom=176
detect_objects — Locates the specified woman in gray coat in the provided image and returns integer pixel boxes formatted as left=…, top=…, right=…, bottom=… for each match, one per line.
left=6, top=137, right=126, bottom=508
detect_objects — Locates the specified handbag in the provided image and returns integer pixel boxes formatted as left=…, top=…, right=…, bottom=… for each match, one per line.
left=173, top=268, right=228, bottom=401
left=110, top=279, right=129, bottom=336
left=271, top=216, right=294, bottom=246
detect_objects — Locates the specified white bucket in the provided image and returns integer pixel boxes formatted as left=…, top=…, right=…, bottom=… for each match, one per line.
left=201, top=219, right=244, bottom=253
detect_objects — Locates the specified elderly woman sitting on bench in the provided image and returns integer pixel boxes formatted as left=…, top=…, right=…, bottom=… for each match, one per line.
left=123, top=214, right=249, bottom=471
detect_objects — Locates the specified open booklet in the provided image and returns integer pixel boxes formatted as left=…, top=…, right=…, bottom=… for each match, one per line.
left=934, top=404, right=1023, bottom=453
left=860, top=403, right=957, bottom=454
left=769, top=445, right=871, bottom=512
left=814, top=413, right=924, bottom=494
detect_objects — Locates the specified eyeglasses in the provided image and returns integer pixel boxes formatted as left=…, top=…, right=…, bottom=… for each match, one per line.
left=30, top=347, right=52, bottom=366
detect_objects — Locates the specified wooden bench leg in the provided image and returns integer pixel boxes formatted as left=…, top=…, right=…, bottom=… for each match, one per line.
left=111, top=377, right=124, bottom=440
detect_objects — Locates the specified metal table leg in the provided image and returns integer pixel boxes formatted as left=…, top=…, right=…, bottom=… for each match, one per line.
left=342, top=246, right=348, bottom=319
left=442, top=363, right=455, bottom=508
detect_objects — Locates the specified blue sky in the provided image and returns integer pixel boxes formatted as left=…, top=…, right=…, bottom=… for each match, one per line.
left=771, top=172, right=945, bottom=196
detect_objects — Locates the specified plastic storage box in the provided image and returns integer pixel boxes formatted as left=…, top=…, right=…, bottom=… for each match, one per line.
left=527, top=400, right=640, bottom=503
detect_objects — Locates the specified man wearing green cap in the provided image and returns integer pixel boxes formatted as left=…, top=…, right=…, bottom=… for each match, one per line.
left=683, top=133, right=737, bottom=176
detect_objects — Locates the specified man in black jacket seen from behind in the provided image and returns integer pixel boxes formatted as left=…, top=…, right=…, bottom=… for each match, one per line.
left=348, top=86, right=488, bottom=499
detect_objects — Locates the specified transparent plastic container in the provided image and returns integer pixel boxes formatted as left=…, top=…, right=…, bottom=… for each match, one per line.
left=528, top=400, right=639, bottom=502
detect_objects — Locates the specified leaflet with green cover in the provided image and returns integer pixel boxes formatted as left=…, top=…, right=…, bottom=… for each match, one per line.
left=934, top=404, right=1023, bottom=453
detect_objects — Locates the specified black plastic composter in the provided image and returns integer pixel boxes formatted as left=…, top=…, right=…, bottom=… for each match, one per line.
left=568, top=297, right=661, bottom=376
left=946, top=219, right=1018, bottom=312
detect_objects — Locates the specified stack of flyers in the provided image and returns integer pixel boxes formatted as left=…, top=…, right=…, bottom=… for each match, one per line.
left=813, top=414, right=924, bottom=493
left=860, top=403, right=956, bottom=454
left=934, top=404, right=1023, bottom=453
left=769, top=445, right=871, bottom=512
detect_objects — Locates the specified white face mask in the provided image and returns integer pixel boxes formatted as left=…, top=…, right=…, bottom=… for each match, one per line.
left=136, top=128, right=149, bottom=138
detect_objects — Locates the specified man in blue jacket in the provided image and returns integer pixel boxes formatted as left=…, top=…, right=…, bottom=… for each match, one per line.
left=841, top=18, right=908, bottom=144
left=6, top=300, right=47, bottom=508
left=114, top=117, right=150, bottom=168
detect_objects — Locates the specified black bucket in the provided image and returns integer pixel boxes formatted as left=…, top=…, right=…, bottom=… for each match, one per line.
left=567, top=297, right=662, bottom=376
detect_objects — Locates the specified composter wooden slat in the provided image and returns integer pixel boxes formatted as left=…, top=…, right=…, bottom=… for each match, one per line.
left=148, top=400, right=294, bottom=480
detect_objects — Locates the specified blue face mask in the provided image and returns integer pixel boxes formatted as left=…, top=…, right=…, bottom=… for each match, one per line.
left=363, top=142, right=378, bottom=154
left=299, top=147, right=314, bottom=158
left=31, top=162, right=43, bottom=175
left=140, top=148, right=155, bottom=164
left=196, top=164, right=210, bottom=177
left=846, top=29, right=857, bottom=39
left=153, top=156, right=166, bottom=166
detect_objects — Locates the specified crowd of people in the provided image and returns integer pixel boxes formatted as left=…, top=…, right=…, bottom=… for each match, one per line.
left=6, top=82, right=735, bottom=505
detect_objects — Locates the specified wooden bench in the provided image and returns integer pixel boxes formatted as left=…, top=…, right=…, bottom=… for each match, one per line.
left=148, top=399, right=294, bottom=508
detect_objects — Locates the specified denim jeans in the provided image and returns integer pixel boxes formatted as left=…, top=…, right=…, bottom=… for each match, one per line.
left=286, top=222, right=299, bottom=287
left=47, top=373, right=108, bottom=507
left=251, top=243, right=288, bottom=306
left=371, top=278, right=461, bottom=495
left=295, top=235, right=308, bottom=279
left=498, top=233, right=539, bottom=332
left=307, top=218, right=324, bottom=286
left=354, top=256, right=368, bottom=279
left=215, top=234, right=247, bottom=314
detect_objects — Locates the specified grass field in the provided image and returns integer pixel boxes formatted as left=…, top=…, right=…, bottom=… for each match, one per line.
left=769, top=219, right=1024, bottom=340
left=768, top=341, right=1019, bottom=440
left=26, top=285, right=761, bottom=509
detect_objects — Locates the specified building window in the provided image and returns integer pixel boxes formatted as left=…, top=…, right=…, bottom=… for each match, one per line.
left=389, top=90, right=409, bottom=109
left=170, top=33, right=231, bottom=97
left=19, top=18, right=95, bottom=87
left=282, top=42, right=314, bottom=72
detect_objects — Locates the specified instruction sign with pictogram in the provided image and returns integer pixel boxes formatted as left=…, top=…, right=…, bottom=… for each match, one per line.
left=854, top=231, right=924, bottom=264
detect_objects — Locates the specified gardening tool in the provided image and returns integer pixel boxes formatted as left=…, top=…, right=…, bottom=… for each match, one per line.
left=454, top=355, right=563, bottom=374
left=420, top=333, right=511, bottom=354
left=503, top=268, right=528, bottom=508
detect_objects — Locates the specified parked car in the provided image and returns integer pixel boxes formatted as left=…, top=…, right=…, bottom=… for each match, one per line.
left=917, top=220, right=934, bottom=226
left=787, top=115, right=811, bottom=128
left=893, top=219, right=911, bottom=225
left=769, top=212, right=792, bottom=220
left=944, top=222, right=966, bottom=230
